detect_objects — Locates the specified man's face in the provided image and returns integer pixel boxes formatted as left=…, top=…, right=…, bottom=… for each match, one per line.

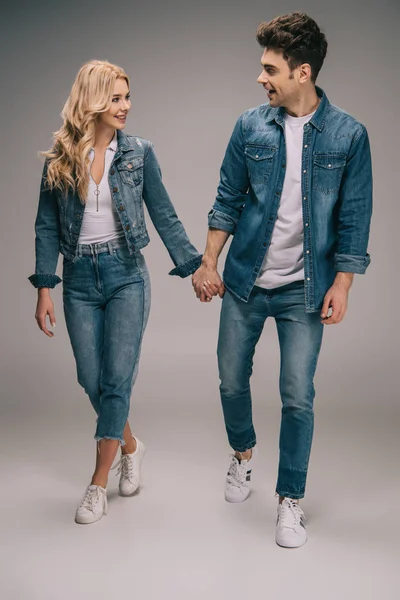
left=257, top=48, right=300, bottom=108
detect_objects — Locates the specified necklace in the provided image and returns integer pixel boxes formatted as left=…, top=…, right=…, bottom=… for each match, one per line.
left=94, top=183, right=100, bottom=212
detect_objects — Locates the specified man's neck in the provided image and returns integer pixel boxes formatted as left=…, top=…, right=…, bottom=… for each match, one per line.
left=284, top=89, right=320, bottom=118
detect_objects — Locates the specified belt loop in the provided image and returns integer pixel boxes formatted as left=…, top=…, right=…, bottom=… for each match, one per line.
left=77, top=244, right=82, bottom=258
left=107, top=241, right=113, bottom=255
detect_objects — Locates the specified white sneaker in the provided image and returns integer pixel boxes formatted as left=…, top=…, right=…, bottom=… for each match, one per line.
left=112, top=437, right=146, bottom=496
left=75, top=484, right=107, bottom=525
left=275, top=498, right=307, bottom=548
left=224, top=451, right=254, bottom=503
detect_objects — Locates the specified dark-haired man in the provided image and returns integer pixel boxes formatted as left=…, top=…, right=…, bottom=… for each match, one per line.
left=192, top=12, right=372, bottom=548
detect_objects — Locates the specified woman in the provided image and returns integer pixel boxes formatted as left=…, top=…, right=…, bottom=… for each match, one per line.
left=29, top=60, right=203, bottom=524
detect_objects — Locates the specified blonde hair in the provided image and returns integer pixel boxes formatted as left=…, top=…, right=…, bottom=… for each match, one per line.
left=42, top=60, right=129, bottom=201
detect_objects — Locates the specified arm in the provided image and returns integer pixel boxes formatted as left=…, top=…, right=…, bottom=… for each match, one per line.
left=208, top=115, right=250, bottom=233
left=322, top=126, right=373, bottom=325
left=142, top=143, right=202, bottom=277
left=29, top=161, right=61, bottom=337
left=192, top=228, right=230, bottom=302
left=193, top=115, right=249, bottom=302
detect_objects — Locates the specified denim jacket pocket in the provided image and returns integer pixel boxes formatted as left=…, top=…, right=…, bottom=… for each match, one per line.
left=312, top=153, right=346, bottom=194
left=244, top=145, right=275, bottom=185
left=117, top=157, right=144, bottom=187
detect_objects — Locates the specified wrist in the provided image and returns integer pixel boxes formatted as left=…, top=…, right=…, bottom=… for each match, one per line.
left=334, top=272, right=354, bottom=290
left=38, top=287, right=51, bottom=296
left=201, top=255, right=218, bottom=270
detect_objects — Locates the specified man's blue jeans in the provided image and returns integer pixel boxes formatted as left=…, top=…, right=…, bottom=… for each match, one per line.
left=217, top=281, right=324, bottom=499
left=62, top=240, right=151, bottom=445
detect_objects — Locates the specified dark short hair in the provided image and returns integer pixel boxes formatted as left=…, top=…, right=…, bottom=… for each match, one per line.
left=256, top=12, right=328, bottom=82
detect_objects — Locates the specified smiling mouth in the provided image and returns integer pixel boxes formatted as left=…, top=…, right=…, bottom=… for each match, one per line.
left=115, top=115, right=127, bottom=121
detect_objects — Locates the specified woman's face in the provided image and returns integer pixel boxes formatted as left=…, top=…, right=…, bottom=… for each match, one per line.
left=98, top=78, right=131, bottom=129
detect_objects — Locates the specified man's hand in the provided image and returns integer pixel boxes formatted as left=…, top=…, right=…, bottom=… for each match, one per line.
left=35, top=288, right=56, bottom=337
left=321, top=273, right=354, bottom=325
left=192, top=263, right=225, bottom=303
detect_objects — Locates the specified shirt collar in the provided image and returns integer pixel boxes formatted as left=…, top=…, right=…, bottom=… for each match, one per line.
left=267, top=86, right=329, bottom=132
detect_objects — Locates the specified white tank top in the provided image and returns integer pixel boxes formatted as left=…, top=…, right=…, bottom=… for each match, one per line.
left=78, top=132, right=124, bottom=244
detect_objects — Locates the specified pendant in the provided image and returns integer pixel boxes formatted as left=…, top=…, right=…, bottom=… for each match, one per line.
left=94, top=185, right=100, bottom=212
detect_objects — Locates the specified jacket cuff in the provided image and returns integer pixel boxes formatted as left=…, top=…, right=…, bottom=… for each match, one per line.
left=28, top=273, right=62, bottom=288
left=334, top=253, right=371, bottom=274
left=169, top=254, right=203, bottom=278
left=208, top=209, right=237, bottom=234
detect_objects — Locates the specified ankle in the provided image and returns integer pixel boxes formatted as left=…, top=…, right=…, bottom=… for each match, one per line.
left=235, top=448, right=252, bottom=461
left=91, top=476, right=107, bottom=489
left=121, top=436, right=137, bottom=455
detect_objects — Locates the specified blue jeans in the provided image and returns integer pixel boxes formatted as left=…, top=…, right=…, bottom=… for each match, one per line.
left=217, top=281, right=324, bottom=499
left=62, top=240, right=151, bottom=444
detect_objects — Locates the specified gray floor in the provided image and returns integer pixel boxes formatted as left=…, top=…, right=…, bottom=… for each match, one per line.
left=1, top=350, right=399, bottom=600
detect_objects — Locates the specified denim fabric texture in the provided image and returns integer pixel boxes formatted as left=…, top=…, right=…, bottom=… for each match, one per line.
left=218, top=282, right=324, bottom=499
left=62, top=240, right=150, bottom=443
left=208, top=87, right=373, bottom=312
left=29, top=130, right=202, bottom=288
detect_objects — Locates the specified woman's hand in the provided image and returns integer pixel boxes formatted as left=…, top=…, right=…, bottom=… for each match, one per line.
left=35, top=288, right=56, bottom=337
left=192, top=264, right=225, bottom=302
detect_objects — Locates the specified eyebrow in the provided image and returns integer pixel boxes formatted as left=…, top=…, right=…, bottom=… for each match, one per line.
left=261, top=63, right=279, bottom=70
left=112, top=93, right=130, bottom=97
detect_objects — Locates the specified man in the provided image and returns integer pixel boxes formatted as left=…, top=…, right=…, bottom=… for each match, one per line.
left=192, top=12, right=372, bottom=548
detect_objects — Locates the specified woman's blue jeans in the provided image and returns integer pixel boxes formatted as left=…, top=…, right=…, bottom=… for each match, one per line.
left=62, top=240, right=151, bottom=444
left=217, top=281, right=324, bottom=499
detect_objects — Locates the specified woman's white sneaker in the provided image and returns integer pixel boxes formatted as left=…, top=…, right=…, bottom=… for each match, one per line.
left=75, top=484, right=107, bottom=525
left=224, top=452, right=254, bottom=503
left=112, top=437, right=146, bottom=496
left=275, top=498, right=307, bottom=548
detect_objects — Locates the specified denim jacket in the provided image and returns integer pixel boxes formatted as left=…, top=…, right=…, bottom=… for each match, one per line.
left=29, top=130, right=202, bottom=288
left=208, top=87, right=372, bottom=312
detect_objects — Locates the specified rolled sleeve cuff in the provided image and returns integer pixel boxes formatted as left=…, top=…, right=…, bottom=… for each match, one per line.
left=334, top=253, right=371, bottom=274
left=208, top=209, right=237, bottom=234
left=169, top=254, right=203, bottom=278
left=28, top=273, right=62, bottom=288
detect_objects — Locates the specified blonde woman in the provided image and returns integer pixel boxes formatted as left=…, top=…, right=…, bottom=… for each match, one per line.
left=29, top=61, right=203, bottom=524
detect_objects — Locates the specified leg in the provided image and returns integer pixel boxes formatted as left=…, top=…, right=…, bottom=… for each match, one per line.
left=217, top=288, right=268, bottom=452
left=274, top=286, right=324, bottom=500
left=63, top=257, right=104, bottom=415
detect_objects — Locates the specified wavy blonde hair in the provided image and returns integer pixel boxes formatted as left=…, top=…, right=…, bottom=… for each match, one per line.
left=42, top=60, right=129, bottom=201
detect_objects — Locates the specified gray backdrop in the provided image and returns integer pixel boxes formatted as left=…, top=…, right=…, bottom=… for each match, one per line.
left=1, top=1, right=399, bottom=599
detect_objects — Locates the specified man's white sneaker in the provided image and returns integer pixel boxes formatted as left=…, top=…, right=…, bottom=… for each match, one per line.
left=75, top=484, right=107, bottom=525
left=112, top=437, right=146, bottom=496
left=275, top=497, right=307, bottom=548
left=224, top=452, right=254, bottom=503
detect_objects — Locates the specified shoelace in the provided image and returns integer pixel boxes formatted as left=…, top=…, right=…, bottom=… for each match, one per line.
left=79, top=486, right=102, bottom=513
left=227, top=456, right=249, bottom=488
left=279, top=499, right=306, bottom=530
left=111, top=454, right=135, bottom=482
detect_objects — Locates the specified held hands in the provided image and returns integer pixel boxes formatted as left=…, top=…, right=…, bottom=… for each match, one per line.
left=35, top=288, right=56, bottom=337
left=192, top=263, right=225, bottom=303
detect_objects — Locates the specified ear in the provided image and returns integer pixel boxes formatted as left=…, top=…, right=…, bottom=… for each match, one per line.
left=298, top=63, right=312, bottom=84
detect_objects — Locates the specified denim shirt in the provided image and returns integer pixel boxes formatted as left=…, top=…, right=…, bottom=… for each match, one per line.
left=29, top=130, right=202, bottom=288
left=208, top=87, right=372, bottom=313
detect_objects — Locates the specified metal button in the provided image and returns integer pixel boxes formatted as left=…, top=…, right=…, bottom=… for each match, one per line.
left=125, top=225, right=130, bottom=231
left=307, top=277, right=310, bottom=281
left=305, top=223, right=309, bottom=227
left=304, top=196, right=307, bottom=200
left=113, top=187, right=118, bottom=193
left=127, top=163, right=133, bottom=169
left=110, top=169, right=115, bottom=175
left=303, top=170, right=307, bottom=174
left=328, top=164, right=332, bottom=168
left=304, top=145, right=308, bottom=148
left=263, top=242, right=267, bottom=247
left=255, top=154, right=259, bottom=159
left=119, top=205, right=125, bottom=211
left=306, top=250, right=310, bottom=254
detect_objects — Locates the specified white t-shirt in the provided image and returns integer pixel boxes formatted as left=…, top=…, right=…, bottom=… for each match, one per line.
left=255, top=110, right=315, bottom=289
left=78, top=131, right=124, bottom=245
